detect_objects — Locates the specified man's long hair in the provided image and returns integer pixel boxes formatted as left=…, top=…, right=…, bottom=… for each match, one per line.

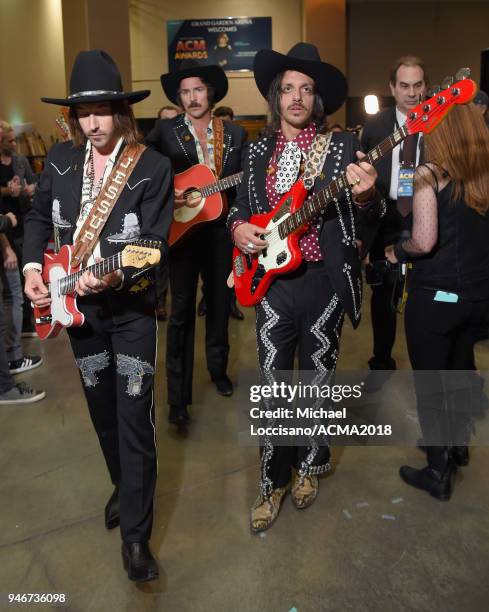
left=420, top=103, right=489, bottom=214
left=264, top=72, right=327, bottom=136
left=68, top=100, right=142, bottom=147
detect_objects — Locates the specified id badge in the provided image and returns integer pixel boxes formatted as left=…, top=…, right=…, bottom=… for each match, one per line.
left=434, top=291, right=459, bottom=303
left=397, top=163, right=415, bottom=198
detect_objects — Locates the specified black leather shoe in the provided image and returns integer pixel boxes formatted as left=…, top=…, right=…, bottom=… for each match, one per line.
left=399, top=463, right=455, bottom=500
left=168, top=404, right=190, bottom=426
left=213, top=375, right=233, bottom=397
left=105, top=486, right=120, bottom=530
left=122, top=542, right=159, bottom=582
left=197, top=297, right=206, bottom=317
left=230, top=301, right=244, bottom=321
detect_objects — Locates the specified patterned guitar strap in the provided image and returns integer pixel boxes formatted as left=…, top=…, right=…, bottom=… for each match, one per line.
left=301, top=132, right=333, bottom=190
left=212, top=116, right=227, bottom=214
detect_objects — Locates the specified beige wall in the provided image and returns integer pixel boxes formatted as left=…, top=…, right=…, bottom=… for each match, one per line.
left=303, top=0, right=346, bottom=125
left=348, top=1, right=489, bottom=97
left=0, top=0, right=65, bottom=144
left=61, top=0, right=132, bottom=92
left=129, top=0, right=303, bottom=118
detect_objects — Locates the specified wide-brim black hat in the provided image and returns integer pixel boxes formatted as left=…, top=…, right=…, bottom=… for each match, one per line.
left=160, top=61, right=228, bottom=105
left=253, top=43, right=347, bottom=115
left=41, top=50, right=150, bottom=106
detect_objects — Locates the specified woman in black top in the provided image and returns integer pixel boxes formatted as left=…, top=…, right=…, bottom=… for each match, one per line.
left=385, top=102, right=489, bottom=500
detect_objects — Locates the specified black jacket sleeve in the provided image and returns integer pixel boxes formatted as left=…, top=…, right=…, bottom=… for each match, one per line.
left=23, top=146, right=57, bottom=266
left=121, top=151, right=174, bottom=289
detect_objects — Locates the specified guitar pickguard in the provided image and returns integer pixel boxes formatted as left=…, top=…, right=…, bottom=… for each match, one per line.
left=49, top=265, right=74, bottom=327
left=257, top=214, right=292, bottom=273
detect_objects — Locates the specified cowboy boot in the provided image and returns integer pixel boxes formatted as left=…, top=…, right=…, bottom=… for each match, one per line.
left=250, top=485, right=289, bottom=533
left=291, top=474, right=319, bottom=509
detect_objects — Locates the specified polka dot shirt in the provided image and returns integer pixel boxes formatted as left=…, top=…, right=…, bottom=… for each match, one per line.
left=266, top=124, right=323, bottom=261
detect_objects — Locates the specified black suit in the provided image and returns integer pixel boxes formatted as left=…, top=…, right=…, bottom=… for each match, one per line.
left=228, top=130, right=385, bottom=494
left=146, top=115, right=246, bottom=408
left=24, top=140, right=173, bottom=542
left=361, top=107, right=420, bottom=368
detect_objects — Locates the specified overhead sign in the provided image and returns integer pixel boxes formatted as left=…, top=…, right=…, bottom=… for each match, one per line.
left=167, top=17, right=272, bottom=72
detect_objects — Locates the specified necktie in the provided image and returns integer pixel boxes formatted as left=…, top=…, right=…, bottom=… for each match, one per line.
left=275, top=141, right=302, bottom=194
left=396, top=134, right=417, bottom=217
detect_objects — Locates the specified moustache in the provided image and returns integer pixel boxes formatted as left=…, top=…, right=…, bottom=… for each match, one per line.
left=188, top=103, right=202, bottom=109
left=288, top=104, right=306, bottom=111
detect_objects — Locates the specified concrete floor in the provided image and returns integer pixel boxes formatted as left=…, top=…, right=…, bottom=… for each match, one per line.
left=1, top=288, right=488, bottom=612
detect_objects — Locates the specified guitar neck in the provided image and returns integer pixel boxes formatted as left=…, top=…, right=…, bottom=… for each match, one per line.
left=60, top=252, right=122, bottom=295
left=278, top=125, right=408, bottom=238
left=201, top=171, right=244, bottom=197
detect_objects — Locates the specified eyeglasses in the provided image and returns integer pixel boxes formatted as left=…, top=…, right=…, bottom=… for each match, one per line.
left=280, top=84, right=315, bottom=96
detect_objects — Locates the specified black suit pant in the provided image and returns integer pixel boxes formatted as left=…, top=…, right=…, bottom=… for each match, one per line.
left=255, top=264, right=344, bottom=496
left=68, top=295, right=157, bottom=542
left=166, top=223, right=232, bottom=407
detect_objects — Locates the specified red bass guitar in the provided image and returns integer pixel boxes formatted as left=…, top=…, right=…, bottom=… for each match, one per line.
left=232, top=74, right=477, bottom=307
left=170, top=164, right=243, bottom=246
left=34, top=241, right=161, bottom=339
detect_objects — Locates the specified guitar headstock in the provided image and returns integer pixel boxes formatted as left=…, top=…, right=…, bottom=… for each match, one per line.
left=405, top=70, right=477, bottom=137
left=55, top=107, right=72, bottom=142
left=121, top=244, right=161, bottom=268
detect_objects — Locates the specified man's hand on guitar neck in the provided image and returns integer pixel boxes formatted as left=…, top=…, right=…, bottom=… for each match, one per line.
left=233, top=223, right=270, bottom=255
left=75, top=259, right=123, bottom=296
left=24, top=269, right=51, bottom=308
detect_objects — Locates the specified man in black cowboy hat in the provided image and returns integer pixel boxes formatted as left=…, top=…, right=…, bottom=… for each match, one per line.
left=228, top=43, right=385, bottom=532
left=23, top=50, right=173, bottom=582
left=146, top=60, right=246, bottom=426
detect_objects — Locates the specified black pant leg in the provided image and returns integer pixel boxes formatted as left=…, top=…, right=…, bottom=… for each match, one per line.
left=68, top=300, right=120, bottom=487
left=166, top=241, right=200, bottom=407
left=112, top=313, right=158, bottom=542
left=199, top=224, right=232, bottom=380
left=370, top=277, right=397, bottom=365
left=296, top=268, right=345, bottom=477
left=255, top=277, right=298, bottom=496
left=405, top=289, right=465, bottom=452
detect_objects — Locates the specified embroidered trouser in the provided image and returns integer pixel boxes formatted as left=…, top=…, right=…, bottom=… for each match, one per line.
left=166, top=223, right=232, bottom=407
left=255, top=263, right=345, bottom=497
left=68, top=295, right=157, bottom=542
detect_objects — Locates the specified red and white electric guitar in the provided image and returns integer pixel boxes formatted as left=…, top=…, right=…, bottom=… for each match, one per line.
left=170, top=164, right=243, bottom=246
left=34, top=241, right=161, bottom=339
left=232, top=74, right=477, bottom=307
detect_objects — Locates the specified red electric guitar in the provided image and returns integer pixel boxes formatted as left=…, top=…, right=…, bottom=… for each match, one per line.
left=34, top=241, right=161, bottom=339
left=169, top=164, right=243, bottom=246
left=232, top=74, right=477, bottom=307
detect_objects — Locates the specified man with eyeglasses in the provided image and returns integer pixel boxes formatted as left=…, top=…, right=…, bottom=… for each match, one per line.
left=228, top=43, right=384, bottom=532
left=146, top=61, right=246, bottom=426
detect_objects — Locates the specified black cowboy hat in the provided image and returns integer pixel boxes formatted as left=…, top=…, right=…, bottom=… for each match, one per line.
left=41, top=50, right=150, bottom=106
left=160, top=60, right=228, bottom=105
left=253, top=43, right=347, bottom=115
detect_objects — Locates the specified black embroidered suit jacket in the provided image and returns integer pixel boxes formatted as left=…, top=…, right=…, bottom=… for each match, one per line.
left=23, top=141, right=173, bottom=324
left=227, top=131, right=385, bottom=328
left=145, top=114, right=247, bottom=224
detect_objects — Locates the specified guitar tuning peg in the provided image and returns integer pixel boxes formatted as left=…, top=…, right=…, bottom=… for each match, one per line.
left=427, top=85, right=441, bottom=98
left=455, top=67, right=471, bottom=81
left=441, top=75, right=454, bottom=89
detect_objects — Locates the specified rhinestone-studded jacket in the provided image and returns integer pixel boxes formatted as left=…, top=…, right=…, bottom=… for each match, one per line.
left=227, top=130, right=385, bottom=328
